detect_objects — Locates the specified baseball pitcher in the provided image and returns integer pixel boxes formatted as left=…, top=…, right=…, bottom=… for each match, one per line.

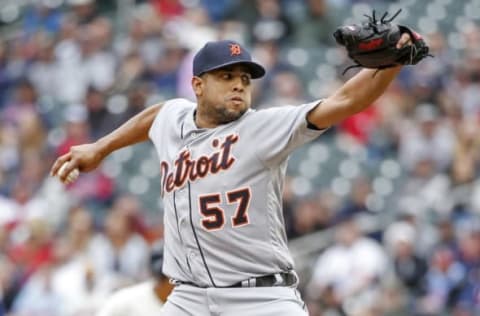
left=52, top=13, right=429, bottom=316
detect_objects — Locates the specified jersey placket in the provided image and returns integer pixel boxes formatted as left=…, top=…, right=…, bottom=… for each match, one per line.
left=172, top=121, right=202, bottom=284
left=182, top=128, right=218, bottom=287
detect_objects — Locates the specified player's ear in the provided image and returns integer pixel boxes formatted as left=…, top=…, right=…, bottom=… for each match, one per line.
left=191, top=76, right=203, bottom=96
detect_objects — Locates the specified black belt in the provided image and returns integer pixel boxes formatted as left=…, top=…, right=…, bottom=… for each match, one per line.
left=174, top=271, right=298, bottom=288
left=229, top=271, right=298, bottom=288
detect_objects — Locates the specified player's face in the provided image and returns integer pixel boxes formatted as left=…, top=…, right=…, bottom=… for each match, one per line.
left=193, top=65, right=253, bottom=125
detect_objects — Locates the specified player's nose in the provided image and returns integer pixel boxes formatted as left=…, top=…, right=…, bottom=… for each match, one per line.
left=232, top=77, right=245, bottom=91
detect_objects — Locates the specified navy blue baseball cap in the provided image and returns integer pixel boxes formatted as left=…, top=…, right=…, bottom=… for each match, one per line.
left=193, top=40, right=266, bottom=79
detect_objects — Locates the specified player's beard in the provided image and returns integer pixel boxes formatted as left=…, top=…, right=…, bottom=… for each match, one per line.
left=213, top=105, right=247, bottom=124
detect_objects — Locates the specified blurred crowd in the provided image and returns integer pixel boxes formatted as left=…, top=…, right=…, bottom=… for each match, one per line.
left=0, top=0, right=479, bottom=315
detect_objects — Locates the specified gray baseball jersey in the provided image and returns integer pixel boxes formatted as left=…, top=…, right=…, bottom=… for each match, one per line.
left=148, top=98, right=324, bottom=288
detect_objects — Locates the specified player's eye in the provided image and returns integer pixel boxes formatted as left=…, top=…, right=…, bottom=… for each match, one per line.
left=241, top=75, right=251, bottom=85
left=221, top=73, right=232, bottom=80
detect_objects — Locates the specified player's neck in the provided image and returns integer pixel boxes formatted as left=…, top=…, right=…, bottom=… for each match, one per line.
left=194, top=109, right=220, bottom=129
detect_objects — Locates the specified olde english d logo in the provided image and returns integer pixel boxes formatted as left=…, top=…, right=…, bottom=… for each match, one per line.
left=160, top=134, right=239, bottom=193
left=229, top=44, right=242, bottom=56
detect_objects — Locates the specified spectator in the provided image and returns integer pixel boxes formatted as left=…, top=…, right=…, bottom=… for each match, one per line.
left=57, top=206, right=98, bottom=261
left=292, top=0, right=336, bottom=47
left=150, top=0, right=185, bottom=20
left=307, top=215, right=388, bottom=314
left=200, top=0, right=237, bottom=23
left=97, top=240, right=174, bottom=316
left=23, top=0, right=63, bottom=36
left=10, top=265, right=63, bottom=316
left=250, top=0, right=292, bottom=44
left=289, top=196, right=331, bottom=238
left=79, top=18, right=116, bottom=92
left=122, top=82, right=151, bottom=120
left=229, top=0, right=292, bottom=44
left=384, top=221, right=428, bottom=297
left=399, top=103, right=455, bottom=173
left=68, top=0, right=99, bottom=25
left=53, top=17, right=87, bottom=103
left=84, top=86, right=115, bottom=139
left=259, top=69, right=306, bottom=109
left=114, top=52, right=146, bottom=92
left=7, top=218, right=54, bottom=288
left=0, top=175, right=49, bottom=231
left=147, top=40, right=187, bottom=96
left=418, top=247, right=467, bottom=315
left=28, top=36, right=58, bottom=99
left=1, top=79, right=41, bottom=126
left=334, top=176, right=374, bottom=223
left=89, top=206, right=150, bottom=285
left=49, top=254, right=113, bottom=315
left=56, top=104, right=90, bottom=156
left=434, top=216, right=458, bottom=254
left=57, top=104, right=115, bottom=207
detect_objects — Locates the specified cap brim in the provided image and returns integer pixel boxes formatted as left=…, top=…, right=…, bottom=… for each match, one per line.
left=198, top=60, right=266, bottom=79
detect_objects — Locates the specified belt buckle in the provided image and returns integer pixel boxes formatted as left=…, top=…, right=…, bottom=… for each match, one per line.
left=272, top=273, right=284, bottom=286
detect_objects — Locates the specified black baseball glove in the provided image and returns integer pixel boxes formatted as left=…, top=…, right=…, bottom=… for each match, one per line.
left=333, top=10, right=431, bottom=74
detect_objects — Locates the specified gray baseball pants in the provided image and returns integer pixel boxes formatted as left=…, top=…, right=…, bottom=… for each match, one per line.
left=160, top=284, right=308, bottom=316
